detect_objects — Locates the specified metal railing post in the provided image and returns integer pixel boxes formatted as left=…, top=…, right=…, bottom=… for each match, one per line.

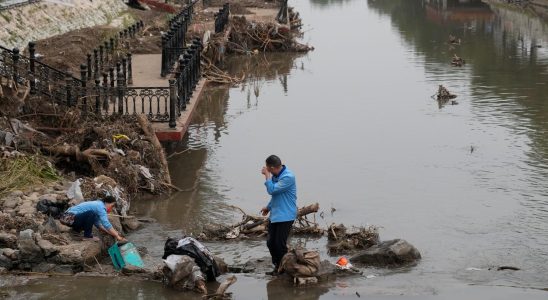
left=93, top=49, right=99, bottom=80
left=65, top=76, right=72, bottom=106
left=28, top=42, right=36, bottom=94
left=11, top=48, right=19, bottom=85
left=127, top=53, right=133, bottom=85
left=86, top=53, right=92, bottom=80
left=169, top=79, right=176, bottom=128
left=102, top=72, right=109, bottom=113
left=117, top=72, right=125, bottom=115
left=161, top=35, right=167, bottom=77
left=95, top=79, right=101, bottom=115
left=80, top=64, right=88, bottom=115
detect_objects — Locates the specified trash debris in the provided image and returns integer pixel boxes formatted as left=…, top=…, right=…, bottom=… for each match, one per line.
left=327, top=224, right=379, bottom=254
left=279, top=248, right=321, bottom=278
left=451, top=54, right=465, bottom=67
left=436, top=85, right=457, bottom=101
left=66, top=179, right=84, bottom=204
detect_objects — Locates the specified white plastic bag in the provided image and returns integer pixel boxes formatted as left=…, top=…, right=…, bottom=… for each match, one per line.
left=66, top=179, right=84, bottom=203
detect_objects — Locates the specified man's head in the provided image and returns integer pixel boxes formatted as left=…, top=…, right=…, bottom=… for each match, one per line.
left=265, top=155, right=283, bottom=175
left=102, top=196, right=117, bottom=212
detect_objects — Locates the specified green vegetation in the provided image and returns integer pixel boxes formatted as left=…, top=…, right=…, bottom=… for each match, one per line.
left=0, top=12, right=12, bottom=23
left=0, top=155, right=61, bottom=197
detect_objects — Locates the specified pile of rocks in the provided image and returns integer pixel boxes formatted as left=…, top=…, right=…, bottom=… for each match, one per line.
left=0, top=181, right=142, bottom=275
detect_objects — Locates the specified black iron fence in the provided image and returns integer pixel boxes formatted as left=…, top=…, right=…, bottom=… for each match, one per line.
left=1, top=40, right=202, bottom=128
left=171, top=38, right=202, bottom=127
left=160, top=0, right=196, bottom=77
left=84, top=21, right=143, bottom=85
left=214, top=3, right=230, bottom=33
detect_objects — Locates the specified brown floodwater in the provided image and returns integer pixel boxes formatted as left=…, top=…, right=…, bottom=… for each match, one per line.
left=4, top=0, right=548, bottom=298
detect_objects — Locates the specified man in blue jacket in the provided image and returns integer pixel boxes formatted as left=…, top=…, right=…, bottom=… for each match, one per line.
left=61, top=196, right=127, bottom=243
left=260, top=155, right=297, bottom=275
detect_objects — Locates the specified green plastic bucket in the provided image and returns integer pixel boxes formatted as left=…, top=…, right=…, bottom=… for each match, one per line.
left=108, top=242, right=144, bottom=271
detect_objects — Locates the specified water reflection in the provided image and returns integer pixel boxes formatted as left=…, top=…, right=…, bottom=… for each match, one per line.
left=368, top=0, right=548, bottom=288
left=134, top=53, right=304, bottom=230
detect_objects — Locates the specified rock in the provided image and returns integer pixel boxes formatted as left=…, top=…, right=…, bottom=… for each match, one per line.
left=32, top=262, right=56, bottom=273
left=17, top=203, right=36, bottom=216
left=108, top=213, right=123, bottom=234
left=1, top=248, right=17, bottom=260
left=3, top=197, right=20, bottom=209
left=55, top=220, right=71, bottom=233
left=0, top=267, right=6, bottom=274
left=350, top=239, right=421, bottom=267
left=18, top=229, right=43, bottom=263
left=49, top=240, right=101, bottom=265
left=36, top=237, right=57, bottom=257
left=24, top=193, right=39, bottom=203
left=122, top=218, right=141, bottom=232
left=52, top=264, right=78, bottom=274
left=11, top=190, right=24, bottom=197
left=39, top=194, right=58, bottom=203
left=0, top=233, right=17, bottom=248
left=0, top=254, right=13, bottom=269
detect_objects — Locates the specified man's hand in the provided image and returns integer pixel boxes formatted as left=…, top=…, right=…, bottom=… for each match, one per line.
left=260, top=207, right=269, bottom=216
left=261, top=166, right=272, bottom=180
left=116, top=235, right=128, bottom=243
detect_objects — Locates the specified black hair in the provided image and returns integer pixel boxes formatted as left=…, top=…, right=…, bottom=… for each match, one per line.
left=266, top=155, right=282, bottom=167
left=102, top=196, right=116, bottom=203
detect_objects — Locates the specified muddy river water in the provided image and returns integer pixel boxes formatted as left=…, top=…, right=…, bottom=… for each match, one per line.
left=4, top=0, right=548, bottom=298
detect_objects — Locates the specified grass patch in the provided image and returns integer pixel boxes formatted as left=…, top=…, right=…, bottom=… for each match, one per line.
left=0, top=155, right=61, bottom=197
left=0, top=12, right=12, bottom=23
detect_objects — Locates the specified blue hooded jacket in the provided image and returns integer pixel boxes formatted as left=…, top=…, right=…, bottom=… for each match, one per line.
left=265, top=165, right=297, bottom=223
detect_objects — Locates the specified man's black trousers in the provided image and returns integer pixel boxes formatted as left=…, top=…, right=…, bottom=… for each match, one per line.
left=267, top=220, right=294, bottom=268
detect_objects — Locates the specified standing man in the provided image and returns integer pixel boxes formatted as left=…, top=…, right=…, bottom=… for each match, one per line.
left=260, top=155, right=297, bottom=275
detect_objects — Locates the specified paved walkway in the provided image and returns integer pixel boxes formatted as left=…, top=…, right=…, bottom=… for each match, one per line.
left=131, top=54, right=168, bottom=87
left=129, top=53, right=206, bottom=141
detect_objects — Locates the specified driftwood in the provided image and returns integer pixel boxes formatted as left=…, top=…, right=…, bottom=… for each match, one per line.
left=136, top=115, right=171, bottom=185
left=451, top=54, right=465, bottom=67
left=327, top=223, right=380, bottom=254
left=45, top=145, right=111, bottom=162
left=199, top=203, right=322, bottom=240
left=436, top=85, right=457, bottom=100
left=204, top=275, right=237, bottom=300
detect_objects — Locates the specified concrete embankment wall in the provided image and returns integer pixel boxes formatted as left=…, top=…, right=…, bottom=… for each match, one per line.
left=0, top=0, right=129, bottom=49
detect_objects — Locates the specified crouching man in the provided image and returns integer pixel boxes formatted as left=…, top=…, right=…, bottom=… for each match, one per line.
left=60, top=196, right=127, bottom=243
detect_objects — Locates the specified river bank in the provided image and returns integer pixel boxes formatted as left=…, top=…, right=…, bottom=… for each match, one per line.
left=0, top=0, right=314, bottom=292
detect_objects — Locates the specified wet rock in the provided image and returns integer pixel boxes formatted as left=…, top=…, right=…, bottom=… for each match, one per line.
left=350, top=239, right=421, bottom=267
left=53, top=264, right=79, bottom=274
left=0, top=233, right=17, bottom=248
left=49, top=240, right=101, bottom=265
left=0, top=254, right=13, bottom=269
left=17, top=229, right=43, bottom=263
left=3, top=197, right=20, bottom=209
left=32, top=262, right=56, bottom=273
left=122, top=218, right=141, bottom=232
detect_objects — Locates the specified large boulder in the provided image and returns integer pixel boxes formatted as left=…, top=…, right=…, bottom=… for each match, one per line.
left=48, top=240, right=101, bottom=265
left=0, top=254, right=13, bottom=269
left=17, top=229, right=43, bottom=264
left=0, top=233, right=17, bottom=248
left=350, top=239, right=421, bottom=267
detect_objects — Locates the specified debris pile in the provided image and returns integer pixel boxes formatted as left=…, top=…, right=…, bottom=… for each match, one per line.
left=227, top=16, right=313, bottom=53
left=451, top=54, right=465, bottom=67
left=198, top=203, right=321, bottom=241
left=436, top=85, right=457, bottom=101
left=327, top=224, right=380, bottom=254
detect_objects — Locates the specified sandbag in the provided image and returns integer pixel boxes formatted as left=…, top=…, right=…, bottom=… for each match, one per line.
left=279, top=248, right=321, bottom=278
